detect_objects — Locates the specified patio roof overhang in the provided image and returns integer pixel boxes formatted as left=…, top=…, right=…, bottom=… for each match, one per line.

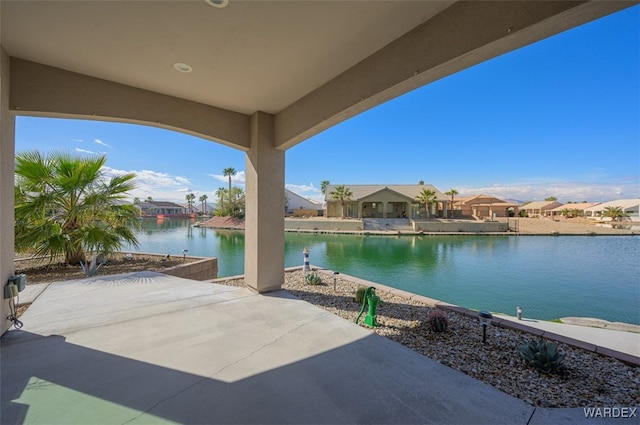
left=1, top=0, right=636, bottom=332
left=2, top=1, right=634, bottom=150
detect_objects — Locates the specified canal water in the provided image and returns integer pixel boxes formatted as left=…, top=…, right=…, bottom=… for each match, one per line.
left=130, top=218, right=640, bottom=325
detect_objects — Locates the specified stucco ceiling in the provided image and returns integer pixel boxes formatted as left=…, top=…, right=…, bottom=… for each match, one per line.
left=2, top=0, right=635, bottom=150
left=1, top=0, right=454, bottom=115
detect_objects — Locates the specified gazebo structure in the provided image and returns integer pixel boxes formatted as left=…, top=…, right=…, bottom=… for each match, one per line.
left=1, top=1, right=635, bottom=333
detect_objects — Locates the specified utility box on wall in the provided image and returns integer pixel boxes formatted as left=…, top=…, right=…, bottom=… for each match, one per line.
left=9, top=274, right=27, bottom=292
left=5, top=274, right=27, bottom=298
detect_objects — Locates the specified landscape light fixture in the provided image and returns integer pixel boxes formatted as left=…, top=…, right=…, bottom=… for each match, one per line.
left=205, top=0, right=229, bottom=8
left=517, top=306, right=522, bottom=320
left=183, top=249, right=188, bottom=262
left=478, top=311, right=493, bottom=343
left=333, top=271, right=340, bottom=292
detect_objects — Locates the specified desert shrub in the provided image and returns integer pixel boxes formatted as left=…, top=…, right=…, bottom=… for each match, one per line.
left=304, top=272, right=323, bottom=285
left=518, top=339, right=566, bottom=374
left=426, top=309, right=449, bottom=333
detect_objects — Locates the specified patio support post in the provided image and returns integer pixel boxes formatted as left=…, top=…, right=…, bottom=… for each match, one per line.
left=244, top=111, right=285, bottom=293
left=0, top=47, right=15, bottom=333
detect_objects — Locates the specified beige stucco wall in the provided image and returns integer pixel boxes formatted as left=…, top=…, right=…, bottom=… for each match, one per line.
left=1, top=47, right=15, bottom=333
left=161, top=257, right=218, bottom=281
left=10, top=59, right=251, bottom=151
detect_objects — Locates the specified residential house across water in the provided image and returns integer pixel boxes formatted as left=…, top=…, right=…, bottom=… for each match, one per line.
left=137, top=201, right=193, bottom=218
left=584, top=199, right=640, bottom=221
left=520, top=200, right=564, bottom=218
left=286, top=189, right=323, bottom=217
left=547, top=202, right=601, bottom=218
left=453, top=194, right=520, bottom=219
left=324, top=184, right=448, bottom=219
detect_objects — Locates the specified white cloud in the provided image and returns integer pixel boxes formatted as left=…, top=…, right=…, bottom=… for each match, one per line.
left=75, top=148, right=98, bottom=154
left=209, top=170, right=246, bottom=186
left=94, top=138, right=111, bottom=148
left=455, top=178, right=640, bottom=203
left=72, top=138, right=84, bottom=143
left=101, top=166, right=195, bottom=202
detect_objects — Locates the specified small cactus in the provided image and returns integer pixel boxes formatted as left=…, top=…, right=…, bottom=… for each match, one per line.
left=426, top=310, right=449, bottom=333
left=355, top=286, right=368, bottom=304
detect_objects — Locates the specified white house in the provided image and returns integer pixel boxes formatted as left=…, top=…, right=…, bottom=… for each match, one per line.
left=584, top=199, right=640, bottom=221
left=285, top=189, right=323, bottom=216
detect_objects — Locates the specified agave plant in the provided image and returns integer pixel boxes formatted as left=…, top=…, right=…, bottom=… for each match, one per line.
left=80, top=254, right=107, bottom=277
left=304, top=272, right=323, bottom=286
left=518, top=339, right=566, bottom=374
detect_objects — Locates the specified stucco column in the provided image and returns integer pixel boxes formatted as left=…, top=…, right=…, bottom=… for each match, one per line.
left=244, top=111, right=284, bottom=293
left=1, top=47, right=16, bottom=333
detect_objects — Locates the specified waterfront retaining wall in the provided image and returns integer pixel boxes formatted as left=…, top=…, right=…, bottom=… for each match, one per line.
left=162, top=257, right=218, bottom=281
left=412, top=220, right=508, bottom=233
left=285, top=218, right=363, bottom=231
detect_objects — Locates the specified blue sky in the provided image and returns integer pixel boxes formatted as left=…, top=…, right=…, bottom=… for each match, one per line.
left=16, top=6, right=639, bottom=205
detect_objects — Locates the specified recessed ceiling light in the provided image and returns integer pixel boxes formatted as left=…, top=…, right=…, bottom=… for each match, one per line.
left=205, top=0, right=229, bottom=8
left=173, top=63, right=193, bottom=73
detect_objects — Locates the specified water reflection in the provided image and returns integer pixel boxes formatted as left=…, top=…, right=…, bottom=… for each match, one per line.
left=214, top=229, right=245, bottom=249
left=130, top=219, right=640, bottom=324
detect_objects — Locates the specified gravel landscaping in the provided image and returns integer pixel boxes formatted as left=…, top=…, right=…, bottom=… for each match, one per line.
left=218, top=269, right=640, bottom=409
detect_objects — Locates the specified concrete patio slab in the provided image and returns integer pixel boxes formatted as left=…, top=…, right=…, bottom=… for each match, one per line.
left=14, top=283, right=51, bottom=306
left=1, top=272, right=632, bottom=424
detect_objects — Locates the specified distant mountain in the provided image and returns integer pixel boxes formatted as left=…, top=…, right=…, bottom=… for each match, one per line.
left=504, top=198, right=525, bottom=205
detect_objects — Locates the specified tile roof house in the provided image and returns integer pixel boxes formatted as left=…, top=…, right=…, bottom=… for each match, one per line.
left=324, top=184, right=447, bottom=219
left=453, top=194, right=520, bottom=219
left=137, top=201, right=190, bottom=218
left=520, top=201, right=564, bottom=217
left=584, top=199, right=640, bottom=221
left=547, top=202, right=601, bottom=217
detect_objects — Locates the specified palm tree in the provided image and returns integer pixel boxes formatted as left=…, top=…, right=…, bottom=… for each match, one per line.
left=602, top=206, right=628, bottom=221
left=561, top=208, right=582, bottom=218
left=415, top=189, right=437, bottom=219
left=145, top=196, right=153, bottom=202
left=230, top=186, right=246, bottom=218
left=320, top=180, right=329, bottom=197
left=330, top=185, right=352, bottom=219
left=444, top=189, right=458, bottom=219
left=14, top=150, right=140, bottom=266
left=214, top=187, right=227, bottom=216
left=133, top=197, right=140, bottom=205
left=199, top=194, right=208, bottom=215
left=223, top=167, right=236, bottom=207
left=185, top=193, right=195, bottom=213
